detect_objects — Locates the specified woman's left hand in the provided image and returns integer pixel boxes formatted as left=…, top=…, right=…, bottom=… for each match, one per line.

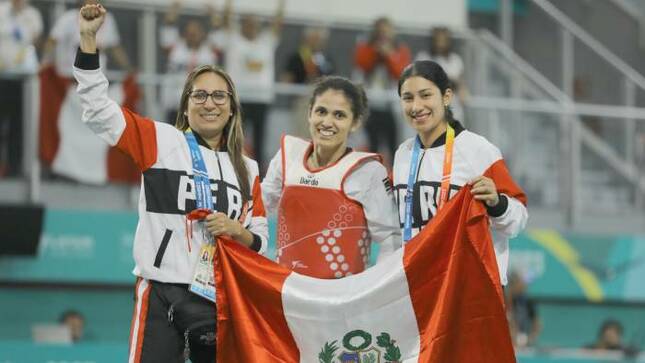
left=468, top=176, right=499, bottom=207
left=205, top=212, right=243, bottom=239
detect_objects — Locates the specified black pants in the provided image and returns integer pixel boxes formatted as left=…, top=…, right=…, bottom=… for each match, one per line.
left=365, top=108, right=397, bottom=163
left=241, top=102, right=268, bottom=172
left=128, top=279, right=216, bottom=363
left=0, top=79, right=24, bottom=176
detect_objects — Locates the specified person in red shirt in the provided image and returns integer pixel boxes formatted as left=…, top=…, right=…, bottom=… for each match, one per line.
left=353, top=17, right=410, bottom=164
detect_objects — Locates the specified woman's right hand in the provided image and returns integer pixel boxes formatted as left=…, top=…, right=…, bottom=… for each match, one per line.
left=79, top=4, right=106, bottom=53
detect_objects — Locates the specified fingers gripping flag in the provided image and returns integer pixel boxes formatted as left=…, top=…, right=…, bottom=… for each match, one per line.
left=215, top=186, right=516, bottom=363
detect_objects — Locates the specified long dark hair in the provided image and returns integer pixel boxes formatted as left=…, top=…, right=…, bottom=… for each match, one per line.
left=175, top=65, right=250, bottom=203
left=398, top=60, right=455, bottom=122
left=307, top=76, right=369, bottom=128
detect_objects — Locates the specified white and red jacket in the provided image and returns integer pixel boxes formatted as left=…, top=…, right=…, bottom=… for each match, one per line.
left=262, top=135, right=401, bottom=279
left=73, top=52, right=268, bottom=284
left=393, top=122, right=528, bottom=285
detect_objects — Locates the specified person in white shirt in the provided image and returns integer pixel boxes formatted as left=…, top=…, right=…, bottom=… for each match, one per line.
left=393, top=60, right=528, bottom=285
left=262, top=76, right=401, bottom=279
left=353, top=17, right=412, bottom=165
left=75, top=5, right=268, bottom=362
left=0, top=0, right=42, bottom=73
left=160, top=0, right=222, bottom=123
left=415, top=27, right=468, bottom=121
left=0, top=0, right=42, bottom=176
left=42, top=0, right=131, bottom=77
left=212, top=0, right=285, bottom=171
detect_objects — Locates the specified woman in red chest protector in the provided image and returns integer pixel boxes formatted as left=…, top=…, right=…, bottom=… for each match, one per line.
left=262, top=76, right=401, bottom=279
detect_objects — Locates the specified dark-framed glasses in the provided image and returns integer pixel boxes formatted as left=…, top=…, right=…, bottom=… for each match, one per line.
left=189, top=90, right=231, bottom=105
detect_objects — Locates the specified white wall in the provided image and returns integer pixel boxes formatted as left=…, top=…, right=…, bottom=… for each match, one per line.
left=135, top=0, right=468, bottom=29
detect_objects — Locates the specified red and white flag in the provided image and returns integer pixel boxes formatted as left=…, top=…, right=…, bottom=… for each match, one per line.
left=215, top=186, right=517, bottom=363
left=39, top=65, right=140, bottom=184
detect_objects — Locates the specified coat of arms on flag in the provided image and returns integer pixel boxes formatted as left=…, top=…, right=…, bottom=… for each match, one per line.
left=320, top=330, right=401, bottom=363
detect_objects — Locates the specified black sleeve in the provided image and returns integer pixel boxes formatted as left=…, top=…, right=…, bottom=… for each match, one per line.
left=285, top=54, right=299, bottom=73
left=285, top=54, right=305, bottom=83
left=74, top=48, right=100, bottom=70
left=249, top=233, right=262, bottom=253
left=527, top=299, right=538, bottom=320
left=486, top=193, right=508, bottom=217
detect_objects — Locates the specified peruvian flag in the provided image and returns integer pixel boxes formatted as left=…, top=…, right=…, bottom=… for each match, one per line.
left=215, top=186, right=516, bottom=363
left=39, top=65, right=140, bottom=184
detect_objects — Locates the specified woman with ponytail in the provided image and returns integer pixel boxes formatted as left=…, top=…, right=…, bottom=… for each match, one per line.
left=392, top=60, right=528, bottom=286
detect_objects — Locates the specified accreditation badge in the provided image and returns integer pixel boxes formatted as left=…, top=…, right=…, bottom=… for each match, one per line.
left=189, top=243, right=216, bottom=302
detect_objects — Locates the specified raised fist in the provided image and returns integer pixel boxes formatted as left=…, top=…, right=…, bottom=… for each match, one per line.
left=79, top=4, right=106, bottom=36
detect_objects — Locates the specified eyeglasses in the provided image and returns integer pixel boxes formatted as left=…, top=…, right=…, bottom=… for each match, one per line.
left=189, top=90, right=231, bottom=105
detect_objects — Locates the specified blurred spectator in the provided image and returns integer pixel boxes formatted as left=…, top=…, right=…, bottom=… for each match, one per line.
left=0, top=0, right=41, bottom=72
left=637, top=129, right=645, bottom=172
left=573, top=76, right=603, bottom=137
left=585, top=319, right=640, bottom=357
left=59, top=310, right=84, bottom=343
left=416, top=27, right=467, bottom=122
left=585, top=319, right=629, bottom=351
left=41, top=0, right=132, bottom=76
left=354, top=16, right=410, bottom=163
left=281, top=26, right=334, bottom=84
left=573, top=76, right=630, bottom=158
left=506, top=271, right=541, bottom=347
left=281, top=26, right=335, bottom=138
left=213, top=0, right=285, bottom=172
left=38, top=0, right=140, bottom=184
left=0, top=0, right=43, bottom=177
left=160, top=0, right=222, bottom=123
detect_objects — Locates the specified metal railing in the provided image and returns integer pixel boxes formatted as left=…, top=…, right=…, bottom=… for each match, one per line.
left=492, top=0, right=645, bottom=220
left=613, top=0, right=645, bottom=49
left=531, top=0, right=645, bottom=91
left=3, top=69, right=644, bottom=214
left=1, top=0, right=644, bottom=227
left=529, top=0, right=644, bottom=168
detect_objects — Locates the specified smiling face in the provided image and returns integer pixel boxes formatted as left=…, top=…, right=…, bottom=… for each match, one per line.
left=400, top=76, right=452, bottom=141
left=308, top=89, right=357, bottom=154
left=185, top=72, right=232, bottom=143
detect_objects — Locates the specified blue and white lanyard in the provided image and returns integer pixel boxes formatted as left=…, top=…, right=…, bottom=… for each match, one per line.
left=403, top=137, right=422, bottom=244
left=184, top=130, right=214, bottom=213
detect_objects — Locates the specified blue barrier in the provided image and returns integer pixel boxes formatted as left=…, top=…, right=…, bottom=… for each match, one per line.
left=0, top=341, right=640, bottom=363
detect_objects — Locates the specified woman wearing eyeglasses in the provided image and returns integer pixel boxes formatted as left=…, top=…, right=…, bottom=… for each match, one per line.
left=75, top=5, right=267, bottom=362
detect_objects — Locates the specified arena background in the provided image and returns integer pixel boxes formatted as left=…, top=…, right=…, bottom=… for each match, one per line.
left=1, top=0, right=645, bottom=361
